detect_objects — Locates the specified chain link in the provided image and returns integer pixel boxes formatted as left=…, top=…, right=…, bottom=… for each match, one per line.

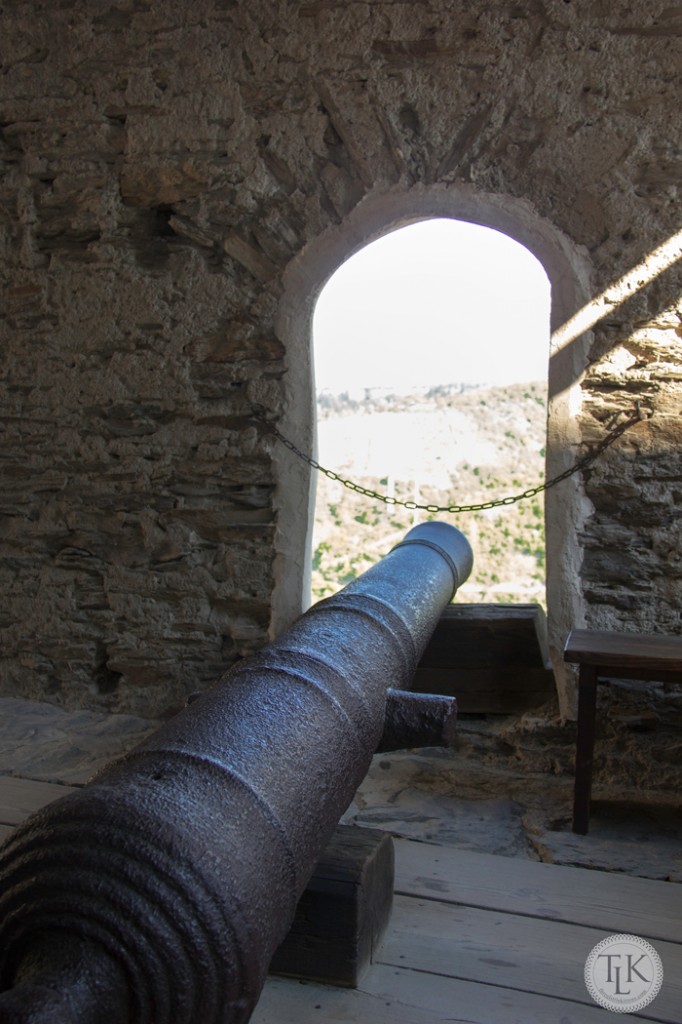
left=254, top=405, right=645, bottom=515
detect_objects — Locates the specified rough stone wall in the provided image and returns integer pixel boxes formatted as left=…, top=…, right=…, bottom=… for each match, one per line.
left=0, top=0, right=680, bottom=718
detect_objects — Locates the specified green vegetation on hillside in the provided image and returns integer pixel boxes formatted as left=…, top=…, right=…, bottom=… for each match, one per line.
left=311, top=381, right=548, bottom=605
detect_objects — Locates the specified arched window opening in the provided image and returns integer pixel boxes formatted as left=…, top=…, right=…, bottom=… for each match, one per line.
left=310, top=218, right=551, bottom=606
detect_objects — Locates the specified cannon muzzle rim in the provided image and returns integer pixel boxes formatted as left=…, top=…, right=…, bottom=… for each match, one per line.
left=390, top=521, right=473, bottom=594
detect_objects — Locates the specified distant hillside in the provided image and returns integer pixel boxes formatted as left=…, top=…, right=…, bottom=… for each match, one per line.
left=311, top=381, right=548, bottom=604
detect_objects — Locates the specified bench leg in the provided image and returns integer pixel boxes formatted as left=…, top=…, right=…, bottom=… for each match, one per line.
left=573, top=664, right=598, bottom=834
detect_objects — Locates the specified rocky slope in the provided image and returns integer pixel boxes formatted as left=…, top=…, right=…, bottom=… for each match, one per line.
left=312, top=380, right=548, bottom=602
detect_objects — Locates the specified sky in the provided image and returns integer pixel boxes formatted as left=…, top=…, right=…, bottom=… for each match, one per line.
left=312, top=218, right=551, bottom=394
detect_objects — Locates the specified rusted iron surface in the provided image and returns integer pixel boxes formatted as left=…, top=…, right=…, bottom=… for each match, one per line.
left=0, top=522, right=472, bottom=1024
left=378, top=688, right=457, bottom=752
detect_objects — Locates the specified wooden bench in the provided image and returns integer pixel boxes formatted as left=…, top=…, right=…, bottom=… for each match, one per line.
left=564, top=629, right=682, bottom=834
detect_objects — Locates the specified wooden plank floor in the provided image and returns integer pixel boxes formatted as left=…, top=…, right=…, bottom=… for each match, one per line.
left=1, top=775, right=680, bottom=1023
left=0, top=776, right=78, bottom=846
left=254, top=840, right=682, bottom=1024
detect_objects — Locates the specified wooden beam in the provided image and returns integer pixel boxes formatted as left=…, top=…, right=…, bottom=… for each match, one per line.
left=270, top=826, right=394, bottom=987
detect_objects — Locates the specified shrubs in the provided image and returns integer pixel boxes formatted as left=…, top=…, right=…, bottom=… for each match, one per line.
left=311, top=381, right=547, bottom=604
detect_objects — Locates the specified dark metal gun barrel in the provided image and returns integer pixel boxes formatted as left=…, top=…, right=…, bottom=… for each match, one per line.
left=0, top=522, right=472, bottom=1024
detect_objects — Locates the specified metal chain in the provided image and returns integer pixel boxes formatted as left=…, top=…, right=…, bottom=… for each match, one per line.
left=255, top=404, right=645, bottom=515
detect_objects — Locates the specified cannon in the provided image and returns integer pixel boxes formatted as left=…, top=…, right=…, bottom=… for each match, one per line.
left=0, top=522, right=473, bottom=1024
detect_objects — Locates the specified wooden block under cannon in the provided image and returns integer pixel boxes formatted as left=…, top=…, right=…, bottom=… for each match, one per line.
left=269, top=825, right=394, bottom=987
left=413, top=603, right=556, bottom=714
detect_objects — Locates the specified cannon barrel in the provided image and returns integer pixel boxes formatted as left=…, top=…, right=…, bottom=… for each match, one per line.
left=0, top=522, right=472, bottom=1024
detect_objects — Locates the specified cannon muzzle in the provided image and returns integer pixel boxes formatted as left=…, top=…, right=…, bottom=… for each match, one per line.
left=0, top=522, right=472, bottom=1024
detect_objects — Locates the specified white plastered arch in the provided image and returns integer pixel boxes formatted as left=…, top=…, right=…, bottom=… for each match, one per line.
left=273, top=183, right=593, bottom=718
